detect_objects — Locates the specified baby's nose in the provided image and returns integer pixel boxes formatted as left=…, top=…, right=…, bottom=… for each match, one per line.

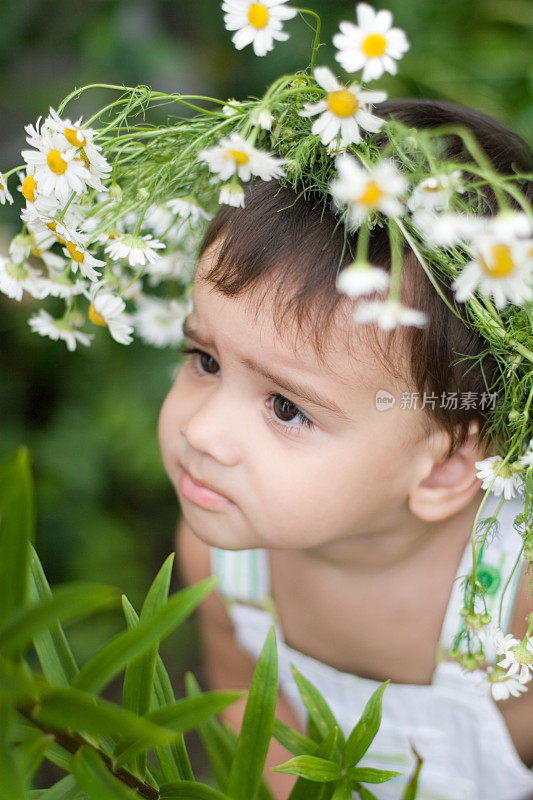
left=179, top=388, right=240, bottom=468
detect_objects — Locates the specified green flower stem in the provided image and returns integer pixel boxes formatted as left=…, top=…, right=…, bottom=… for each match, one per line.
left=388, top=218, right=404, bottom=302
left=295, top=8, right=322, bottom=71
left=57, top=192, right=77, bottom=223
left=2, top=164, right=25, bottom=180
left=395, top=219, right=467, bottom=323
left=355, top=221, right=371, bottom=263
left=119, top=265, right=148, bottom=299
left=425, top=125, right=509, bottom=209
left=498, top=545, right=524, bottom=627
left=470, top=479, right=509, bottom=614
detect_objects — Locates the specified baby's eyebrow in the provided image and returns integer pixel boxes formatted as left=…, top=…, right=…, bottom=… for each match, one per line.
left=182, top=317, right=349, bottom=419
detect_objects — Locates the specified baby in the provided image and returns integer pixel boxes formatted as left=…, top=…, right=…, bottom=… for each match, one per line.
left=158, top=99, right=533, bottom=800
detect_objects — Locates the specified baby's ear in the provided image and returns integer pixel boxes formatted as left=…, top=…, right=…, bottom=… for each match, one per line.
left=407, top=420, right=485, bottom=522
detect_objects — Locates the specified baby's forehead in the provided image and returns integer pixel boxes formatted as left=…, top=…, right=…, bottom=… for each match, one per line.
left=194, top=264, right=407, bottom=399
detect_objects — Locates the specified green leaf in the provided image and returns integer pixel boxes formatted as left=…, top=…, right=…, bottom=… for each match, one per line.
left=122, top=556, right=173, bottom=712
left=17, top=730, right=54, bottom=785
left=357, top=788, right=380, bottom=800
left=342, top=682, right=389, bottom=767
left=0, top=447, right=34, bottom=628
left=272, top=717, right=318, bottom=755
left=34, top=686, right=182, bottom=749
left=71, top=746, right=138, bottom=800
left=329, top=782, right=353, bottom=800
left=347, top=766, right=401, bottom=784
left=114, top=691, right=244, bottom=766
left=402, top=743, right=423, bottom=800
left=226, top=625, right=279, bottom=800
left=159, top=781, right=233, bottom=799
left=28, top=546, right=78, bottom=687
left=122, top=554, right=174, bottom=778
left=290, top=664, right=345, bottom=758
left=122, top=595, right=194, bottom=783
left=0, top=656, right=38, bottom=703
left=0, top=584, right=119, bottom=657
left=0, top=701, right=29, bottom=800
left=184, top=672, right=237, bottom=792
left=72, top=577, right=217, bottom=694
left=271, top=754, right=342, bottom=782
left=286, top=726, right=339, bottom=800
left=34, top=774, right=83, bottom=799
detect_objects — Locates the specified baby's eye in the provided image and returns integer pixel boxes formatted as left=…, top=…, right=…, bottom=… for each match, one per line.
left=269, top=393, right=314, bottom=431
left=178, top=346, right=220, bottom=375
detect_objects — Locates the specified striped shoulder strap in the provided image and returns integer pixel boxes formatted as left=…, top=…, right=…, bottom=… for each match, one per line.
left=438, top=490, right=526, bottom=662
left=210, top=546, right=272, bottom=605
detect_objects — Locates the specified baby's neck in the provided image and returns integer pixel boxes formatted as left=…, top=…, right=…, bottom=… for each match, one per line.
left=300, top=488, right=486, bottom=575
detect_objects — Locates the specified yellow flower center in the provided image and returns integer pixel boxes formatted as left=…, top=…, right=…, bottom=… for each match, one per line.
left=65, top=128, right=86, bottom=147
left=0, top=180, right=4, bottom=191
left=361, top=33, right=387, bottom=58
left=89, top=303, right=107, bottom=327
left=66, top=241, right=85, bottom=263
left=480, top=243, right=515, bottom=278
left=31, top=248, right=41, bottom=257
left=45, top=220, right=57, bottom=232
left=47, top=149, right=68, bottom=175
left=247, top=3, right=269, bottom=28
left=229, top=149, right=250, bottom=166
left=22, top=174, right=37, bottom=202
left=359, top=180, right=383, bottom=208
left=327, top=90, right=359, bottom=118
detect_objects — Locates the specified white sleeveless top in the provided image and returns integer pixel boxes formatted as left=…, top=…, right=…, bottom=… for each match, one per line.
left=209, top=490, right=533, bottom=800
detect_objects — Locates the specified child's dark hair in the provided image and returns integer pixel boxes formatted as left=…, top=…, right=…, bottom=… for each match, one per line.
left=197, top=99, right=533, bottom=459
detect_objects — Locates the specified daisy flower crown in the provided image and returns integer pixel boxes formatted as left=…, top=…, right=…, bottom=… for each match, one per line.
left=1, top=1, right=533, bottom=697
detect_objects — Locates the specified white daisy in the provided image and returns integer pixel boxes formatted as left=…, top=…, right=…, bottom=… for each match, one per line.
left=33, top=274, right=87, bottom=300
left=300, top=67, right=386, bottom=147
left=487, top=666, right=531, bottom=701
left=86, top=285, right=134, bottom=345
left=497, top=636, right=533, bottom=684
left=18, top=170, right=60, bottom=217
left=22, top=128, right=92, bottom=205
left=9, top=233, right=33, bottom=264
left=353, top=298, right=428, bottom=330
left=0, top=256, right=47, bottom=302
left=407, top=171, right=464, bottom=214
left=452, top=234, right=533, bottom=310
left=105, top=233, right=166, bottom=267
left=336, top=261, right=390, bottom=298
left=0, top=172, right=13, bottom=204
left=222, top=0, right=297, bottom=57
left=333, top=3, right=409, bottom=82
left=219, top=182, right=246, bottom=207
left=166, top=197, right=213, bottom=224
left=28, top=309, right=94, bottom=352
left=62, top=239, right=106, bottom=282
left=330, top=154, right=407, bottom=228
left=132, top=296, right=188, bottom=348
left=45, top=107, right=111, bottom=190
left=475, top=456, right=525, bottom=500
left=198, top=132, right=285, bottom=182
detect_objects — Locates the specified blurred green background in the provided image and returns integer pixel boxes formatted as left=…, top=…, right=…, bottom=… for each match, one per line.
left=0, top=0, right=532, bottom=785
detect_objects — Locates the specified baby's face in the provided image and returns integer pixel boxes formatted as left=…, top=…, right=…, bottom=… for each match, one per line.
left=159, top=243, right=433, bottom=551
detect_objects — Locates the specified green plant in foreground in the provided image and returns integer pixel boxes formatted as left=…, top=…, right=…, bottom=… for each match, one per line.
left=0, top=446, right=405, bottom=800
